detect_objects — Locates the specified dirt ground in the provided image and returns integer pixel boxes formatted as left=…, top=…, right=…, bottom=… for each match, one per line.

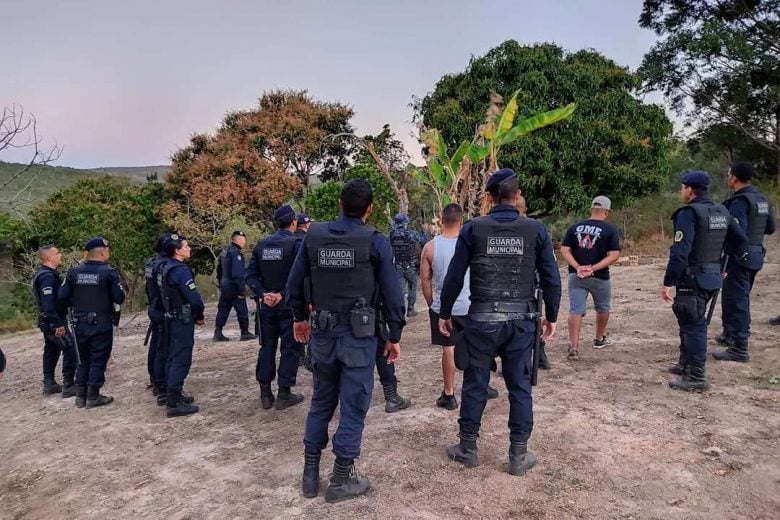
left=1, top=241, right=779, bottom=520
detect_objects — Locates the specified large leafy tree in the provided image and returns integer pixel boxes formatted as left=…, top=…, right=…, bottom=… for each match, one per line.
left=639, top=0, right=780, bottom=182
left=414, top=41, right=673, bottom=216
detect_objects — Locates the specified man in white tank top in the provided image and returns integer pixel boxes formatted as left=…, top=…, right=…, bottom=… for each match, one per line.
left=421, top=204, right=499, bottom=409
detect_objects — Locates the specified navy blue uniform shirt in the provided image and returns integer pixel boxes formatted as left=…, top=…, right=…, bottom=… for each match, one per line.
left=663, top=196, right=749, bottom=287
left=246, top=229, right=301, bottom=299
left=166, top=259, right=205, bottom=321
left=217, top=243, right=247, bottom=294
left=725, top=186, right=776, bottom=237
left=439, top=204, right=562, bottom=323
left=33, top=266, right=66, bottom=328
left=287, top=215, right=406, bottom=343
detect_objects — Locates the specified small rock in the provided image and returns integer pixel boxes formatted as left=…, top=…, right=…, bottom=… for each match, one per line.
left=668, top=498, right=682, bottom=506
left=702, top=446, right=723, bottom=456
left=716, top=469, right=728, bottom=476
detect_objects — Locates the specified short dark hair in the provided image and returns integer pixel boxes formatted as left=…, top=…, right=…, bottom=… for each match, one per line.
left=274, top=213, right=295, bottom=229
left=341, top=179, right=373, bottom=218
left=487, top=176, right=519, bottom=204
left=441, top=203, right=463, bottom=225
left=729, top=161, right=754, bottom=182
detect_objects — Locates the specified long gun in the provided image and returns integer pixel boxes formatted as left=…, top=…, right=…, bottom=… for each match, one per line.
left=143, top=322, right=153, bottom=347
left=531, top=286, right=542, bottom=387
left=65, top=308, right=81, bottom=366
left=706, top=256, right=729, bottom=325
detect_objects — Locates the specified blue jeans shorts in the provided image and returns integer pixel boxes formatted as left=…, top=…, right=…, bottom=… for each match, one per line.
left=568, top=274, right=611, bottom=315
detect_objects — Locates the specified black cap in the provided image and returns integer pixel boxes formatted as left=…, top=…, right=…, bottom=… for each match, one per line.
left=231, top=230, right=246, bottom=238
left=85, top=236, right=109, bottom=251
left=485, top=168, right=516, bottom=191
left=273, top=205, right=296, bottom=221
left=154, top=232, right=175, bottom=254
left=296, top=213, right=312, bottom=225
left=681, top=170, right=710, bottom=188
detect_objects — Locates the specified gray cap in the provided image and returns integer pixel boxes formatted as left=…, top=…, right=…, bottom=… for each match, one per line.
left=591, top=195, right=611, bottom=210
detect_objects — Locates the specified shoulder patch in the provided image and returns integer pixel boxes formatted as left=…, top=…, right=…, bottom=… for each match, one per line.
left=42, top=287, right=53, bottom=296
left=674, top=230, right=684, bottom=242
left=186, top=279, right=197, bottom=290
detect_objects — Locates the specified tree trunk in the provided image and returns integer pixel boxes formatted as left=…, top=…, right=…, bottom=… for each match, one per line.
left=364, top=142, right=408, bottom=214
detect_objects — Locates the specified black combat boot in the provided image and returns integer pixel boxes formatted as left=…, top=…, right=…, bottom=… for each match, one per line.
left=275, top=386, right=304, bottom=410
left=150, top=376, right=158, bottom=395
left=507, top=441, right=537, bottom=476
left=301, top=450, right=321, bottom=498
left=239, top=320, right=258, bottom=341
left=382, top=383, right=411, bottom=413
left=166, top=389, right=199, bottom=417
left=260, top=383, right=275, bottom=410
left=213, top=327, right=230, bottom=342
left=669, top=363, right=710, bottom=392
left=714, top=332, right=735, bottom=347
left=75, top=386, right=87, bottom=408
left=43, top=375, right=62, bottom=395
left=156, top=385, right=167, bottom=406
left=712, top=339, right=749, bottom=363
left=446, top=436, right=479, bottom=468
left=85, top=386, right=114, bottom=408
left=61, top=374, right=77, bottom=398
left=538, top=342, right=551, bottom=370
left=324, top=459, right=371, bottom=503
left=667, top=350, right=687, bottom=375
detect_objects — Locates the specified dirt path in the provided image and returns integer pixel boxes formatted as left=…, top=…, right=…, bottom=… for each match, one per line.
left=1, top=250, right=778, bottom=519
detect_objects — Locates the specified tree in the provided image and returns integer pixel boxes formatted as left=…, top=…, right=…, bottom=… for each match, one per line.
left=24, top=177, right=168, bottom=310
left=415, top=41, right=674, bottom=216
left=639, top=0, right=780, bottom=182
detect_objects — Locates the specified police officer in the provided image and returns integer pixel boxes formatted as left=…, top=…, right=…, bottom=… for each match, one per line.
left=390, top=213, right=425, bottom=317
left=160, top=235, right=204, bottom=417
left=246, top=205, right=305, bottom=410
left=214, top=231, right=257, bottom=342
left=438, top=168, right=561, bottom=476
left=375, top=295, right=411, bottom=413
left=32, top=245, right=77, bottom=397
left=713, top=162, right=776, bottom=362
left=289, top=179, right=405, bottom=502
left=662, top=171, right=748, bottom=391
left=58, top=237, right=125, bottom=408
left=144, top=233, right=172, bottom=396
left=295, top=213, right=312, bottom=239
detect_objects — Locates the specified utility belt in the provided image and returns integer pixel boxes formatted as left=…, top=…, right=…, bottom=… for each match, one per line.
left=165, top=303, right=193, bottom=324
left=310, top=298, right=375, bottom=338
left=72, top=312, right=113, bottom=326
left=468, top=300, right=538, bottom=323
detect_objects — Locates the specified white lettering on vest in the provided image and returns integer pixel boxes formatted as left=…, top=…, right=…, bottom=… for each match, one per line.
left=262, top=247, right=284, bottom=261
left=487, top=236, right=523, bottom=256
left=76, top=273, right=100, bottom=285
left=709, top=215, right=728, bottom=230
left=318, top=248, right=355, bottom=268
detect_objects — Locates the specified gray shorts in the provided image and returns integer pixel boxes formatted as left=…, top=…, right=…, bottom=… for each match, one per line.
left=568, top=274, right=612, bottom=315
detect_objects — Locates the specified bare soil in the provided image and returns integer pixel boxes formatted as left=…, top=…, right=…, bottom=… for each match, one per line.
left=1, top=242, right=779, bottom=520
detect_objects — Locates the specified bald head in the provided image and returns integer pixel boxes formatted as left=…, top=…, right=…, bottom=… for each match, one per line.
left=37, top=246, right=62, bottom=268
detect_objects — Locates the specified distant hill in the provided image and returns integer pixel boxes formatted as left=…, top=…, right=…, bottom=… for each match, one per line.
left=0, top=161, right=170, bottom=217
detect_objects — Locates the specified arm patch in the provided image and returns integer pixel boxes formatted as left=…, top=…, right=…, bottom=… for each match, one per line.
left=674, top=230, right=684, bottom=242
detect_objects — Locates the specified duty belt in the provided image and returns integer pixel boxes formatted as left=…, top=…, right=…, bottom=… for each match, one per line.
left=469, top=301, right=533, bottom=313
left=310, top=310, right=350, bottom=332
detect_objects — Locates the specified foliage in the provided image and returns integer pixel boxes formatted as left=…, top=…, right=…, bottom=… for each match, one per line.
left=414, top=41, right=674, bottom=216
left=638, top=0, right=780, bottom=181
left=304, top=181, right=342, bottom=223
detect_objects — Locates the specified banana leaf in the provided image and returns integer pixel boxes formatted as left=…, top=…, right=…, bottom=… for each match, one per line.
left=497, top=90, right=520, bottom=136
left=499, top=103, right=576, bottom=146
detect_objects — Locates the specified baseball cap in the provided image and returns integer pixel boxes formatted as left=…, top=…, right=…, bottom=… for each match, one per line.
left=591, top=196, right=611, bottom=210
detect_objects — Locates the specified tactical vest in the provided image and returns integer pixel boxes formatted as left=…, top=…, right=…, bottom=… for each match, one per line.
left=161, top=261, right=187, bottom=311
left=145, top=255, right=166, bottom=311
left=218, top=246, right=231, bottom=280
left=390, top=228, right=415, bottom=266
left=257, top=234, right=298, bottom=292
left=306, top=222, right=375, bottom=313
left=68, top=263, right=113, bottom=316
left=676, top=201, right=729, bottom=269
left=725, top=190, right=770, bottom=247
left=469, top=216, right=538, bottom=304
left=31, top=268, right=61, bottom=311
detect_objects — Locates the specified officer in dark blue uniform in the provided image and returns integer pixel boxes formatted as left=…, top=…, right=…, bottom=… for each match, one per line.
left=32, top=245, right=77, bottom=397
left=438, top=168, right=561, bottom=476
left=289, top=179, right=405, bottom=502
left=214, top=231, right=257, bottom=342
left=375, top=296, right=411, bottom=413
left=160, top=235, right=204, bottom=417
left=246, top=205, right=305, bottom=410
left=662, top=171, right=748, bottom=391
left=295, top=213, right=312, bottom=239
left=389, top=213, right=425, bottom=317
left=713, top=162, right=776, bottom=362
left=58, top=237, right=125, bottom=408
left=144, top=233, right=172, bottom=396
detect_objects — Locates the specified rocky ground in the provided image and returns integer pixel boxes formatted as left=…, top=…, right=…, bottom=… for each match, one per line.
left=1, top=240, right=778, bottom=519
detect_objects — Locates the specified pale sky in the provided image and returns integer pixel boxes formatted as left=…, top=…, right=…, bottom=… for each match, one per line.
left=0, top=0, right=659, bottom=168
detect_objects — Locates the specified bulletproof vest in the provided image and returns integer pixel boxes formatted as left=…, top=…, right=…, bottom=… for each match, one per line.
left=469, top=216, right=538, bottom=304
left=68, top=262, right=113, bottom=315
left=683, top=201, right=730, bottom=267
left=390, top=228, right=415, bottom=266
left=306, top=222, right=375, bottom=313
left=218, top=247, right=231, bottom=280
left=257, top=234, right=298, bottom=292
left=31, top=267, right=61, bottom=310
left=145, top=255, right=166, bottom=311
left=161, top=261, right=187, bottom=310
left=725, top=190, right=770, bottom=247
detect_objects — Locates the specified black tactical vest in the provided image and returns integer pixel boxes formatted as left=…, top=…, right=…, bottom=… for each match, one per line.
left=68, top=262, right=113, bottom=315
left=161, top=261, right=187, bottom=311
left=676, top=201, right=730, bottom=268
left=725, top=190, right=770, bottom=247
left=257, top=234, right=298, bottom=292
left=31, top=267, right=62, bottom=311
left=145, top=254, right=166, bottom=311
left=390, top=228, right=415, bottom=266
left=469, top=216, right=538, bottom=303
left=219, top=247, right=231, bottom=280
left=306, top=222, right=375, bottom=313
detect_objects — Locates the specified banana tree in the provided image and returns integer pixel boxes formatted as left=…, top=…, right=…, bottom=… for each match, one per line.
left=413, top=128, right=472, bottom=216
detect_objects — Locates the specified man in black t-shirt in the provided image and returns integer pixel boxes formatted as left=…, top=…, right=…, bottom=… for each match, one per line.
left=560, top=196, right=621, bottom=359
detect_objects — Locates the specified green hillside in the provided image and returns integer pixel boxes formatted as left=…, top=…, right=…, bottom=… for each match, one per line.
left=0, top=162, right=169, bottom=217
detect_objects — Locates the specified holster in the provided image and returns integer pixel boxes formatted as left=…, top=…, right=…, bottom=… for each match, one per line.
left=672, top=285, right=706, bottom=322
